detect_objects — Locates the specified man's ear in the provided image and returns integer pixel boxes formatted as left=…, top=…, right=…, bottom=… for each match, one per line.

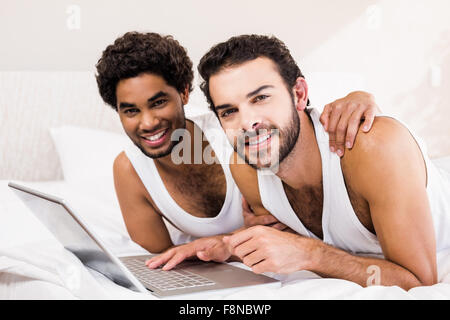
left=293, top=77, right=308, bottom=111
left=180, top=86, right=190, bottom=105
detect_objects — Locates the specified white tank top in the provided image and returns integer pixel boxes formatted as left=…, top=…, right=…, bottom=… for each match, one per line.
left=257, top=108, right=450, bottom=255
left=124, top=112, right=243, bottom=245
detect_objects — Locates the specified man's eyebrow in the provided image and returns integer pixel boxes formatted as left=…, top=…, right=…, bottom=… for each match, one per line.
left=246, top=85, right=274, bottom=99
left=148, top=91, right=168, bottom=103
left=214, top=85, right=274, bottom=111
left=118, top=91, right=169, bottom=110
left=118, top=102, right=136, bottom=110
left=214, top=103, right=232, bottom=111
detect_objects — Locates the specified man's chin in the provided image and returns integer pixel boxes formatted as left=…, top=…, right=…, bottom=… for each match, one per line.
left=240, top=152, right=280, bottom=171
left=135, top=141, right=175, bottom=159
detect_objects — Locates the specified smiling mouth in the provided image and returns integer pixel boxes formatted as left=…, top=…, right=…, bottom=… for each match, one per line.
left=143, top=129, right=167, bottom=141
left=245, top=133, right=272, bottom=149
left=141, top=128, right=169, bottom=146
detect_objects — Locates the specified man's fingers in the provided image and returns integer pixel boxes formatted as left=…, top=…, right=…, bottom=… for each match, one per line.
left=242, top=205, right=278, bottom=226
left=271, top=222, right=288, bottom=231
left=263, top=215, right=279, bottom=225
left=197, top=250, right=211, bottom=261
left=146, top=243, right=198, bottom=270
left=198, top=244, right=230, bottom=263
left=325, top=104, right=342, bottom=153
left=146, top=250, right=175, bottom=269
left=242, top=197, right=252, bottom=212
left=242, top=249, right=265, bottom=269
left=335, top=104, right=357, bottom=156
left=361, top=109, right=376, bottom=132
left=145, top=252, right=171, bottom=267
left=223, top=227, right=257, bottom=250
left=245, top=213, right=277, bottom=226
left=161, top=253, right=187, bottom=271
left=320, top=104, right=332, bottom=131
left=233, top=240, right=258, bottom=259
left=344, top=109, right=366, bottom=149
left=251, top=259, right=271, bottom=274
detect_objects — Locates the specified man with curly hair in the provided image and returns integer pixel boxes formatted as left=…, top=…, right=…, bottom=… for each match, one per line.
left=95, top=32, right=379, bottom=269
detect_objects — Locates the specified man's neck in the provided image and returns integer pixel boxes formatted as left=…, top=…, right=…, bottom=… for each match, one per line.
left=276, top=110, right=322, bottom=190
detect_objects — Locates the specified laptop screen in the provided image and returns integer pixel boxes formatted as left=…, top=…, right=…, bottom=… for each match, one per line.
left=9, top=183, right=141, bottom=290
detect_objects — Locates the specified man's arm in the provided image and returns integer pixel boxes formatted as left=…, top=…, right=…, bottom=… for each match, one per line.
left=304, top=117, right=436, bottom=289
left=225, top=117, right=437, bottom=290
left=336, top=117, right=436, bottom=287
left=229, top=153, right=282, bottom=224
left=113, top=151, right=173, bottom=253
left=224, top=225, right=429, bottom=289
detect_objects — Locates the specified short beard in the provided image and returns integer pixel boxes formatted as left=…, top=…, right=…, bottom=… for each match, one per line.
left=234, top=99, right=300, bottom=170
left=134, top=138, right=182, bottom=159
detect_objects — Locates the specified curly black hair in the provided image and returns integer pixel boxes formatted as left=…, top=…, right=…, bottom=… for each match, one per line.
left=198, top=34, right=308, bottom=113
left=96, top=31, right=194, bottom=110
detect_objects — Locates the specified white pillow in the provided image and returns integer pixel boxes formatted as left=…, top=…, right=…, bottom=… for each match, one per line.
left=433, top=156, right=450, bottom=174
left=49, top=125, right=129, bottom=185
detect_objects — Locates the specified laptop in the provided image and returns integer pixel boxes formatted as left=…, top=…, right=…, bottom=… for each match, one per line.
left=8, top=182, right=279, bottom=298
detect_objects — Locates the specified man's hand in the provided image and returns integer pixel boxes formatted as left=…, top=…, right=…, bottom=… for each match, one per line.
left=223, top=225, right=314, bottom=274
left=145, top=235, right=232, bottom=271
left=320, top=91, right=381, bottom=157
left=242, top=198, right=290, bottom=231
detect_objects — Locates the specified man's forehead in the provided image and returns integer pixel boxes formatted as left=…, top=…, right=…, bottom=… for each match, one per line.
left=118, top=73, right=167, bottom=90
left=116, top=73, right=175, bottom=100
left=209, top=57, right=283, bottom=100
left=219, top=57, right=279, bottom=80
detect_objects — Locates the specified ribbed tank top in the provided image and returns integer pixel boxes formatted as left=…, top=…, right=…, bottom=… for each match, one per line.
left=124, top=112, right=243, bottom=245
left=257, top=108, right=450, bottom=255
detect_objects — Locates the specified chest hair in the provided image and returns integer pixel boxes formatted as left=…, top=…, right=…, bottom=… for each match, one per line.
left=169, top=163, right=227, bottom=218
left=283, top=183, right=324, bottom=239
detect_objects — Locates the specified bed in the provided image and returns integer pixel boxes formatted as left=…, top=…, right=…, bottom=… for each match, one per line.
left=2, top=177, right=450, bottom=300
left=2, top=176, right=450, bottom=300
left=2, top=72, right=450, bottom=300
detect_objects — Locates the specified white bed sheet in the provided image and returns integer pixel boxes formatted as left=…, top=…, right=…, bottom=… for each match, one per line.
left=2, top=179, right=450, bottom=300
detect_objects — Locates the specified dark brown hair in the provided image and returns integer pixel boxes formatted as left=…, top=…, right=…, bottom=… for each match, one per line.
left=95, top=31, right=193, bottom=110
left=198, top=34, right=308, bottom=113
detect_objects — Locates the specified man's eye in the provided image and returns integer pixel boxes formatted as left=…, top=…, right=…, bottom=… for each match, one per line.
left=152, top=99, right=168, bottom=107
left=220, top=108, right=237, bottom=118
left=253, top=95, right=269, bottom=103
left=124, top=108, right=139, bottom=115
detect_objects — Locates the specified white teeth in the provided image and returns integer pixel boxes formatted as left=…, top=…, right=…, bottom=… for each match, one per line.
left=145, top=130, right=166, bottom=141
left=249, top=134, right=271, bottom=146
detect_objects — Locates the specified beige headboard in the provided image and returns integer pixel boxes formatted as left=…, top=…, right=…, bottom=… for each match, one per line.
left=0, top=71, right=124, bottom=181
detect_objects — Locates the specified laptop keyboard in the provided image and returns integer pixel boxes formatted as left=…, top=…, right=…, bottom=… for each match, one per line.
left=124, top=258, right=216, bottom=291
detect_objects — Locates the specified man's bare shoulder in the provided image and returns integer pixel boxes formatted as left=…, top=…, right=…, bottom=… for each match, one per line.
left=343, top=116, right=420, bottom=162
left=113, top=151, right=139, bottom=183
left=113, top=151, right=133, bottom=172
left=341, top=116, right=426, bottom=196
left=113, top=151, right=148, bottom=198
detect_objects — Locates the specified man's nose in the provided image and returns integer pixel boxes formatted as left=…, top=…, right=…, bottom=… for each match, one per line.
left=139, top=110, right=160, bottom=131
left=240, top=107, right=263, bottom=132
